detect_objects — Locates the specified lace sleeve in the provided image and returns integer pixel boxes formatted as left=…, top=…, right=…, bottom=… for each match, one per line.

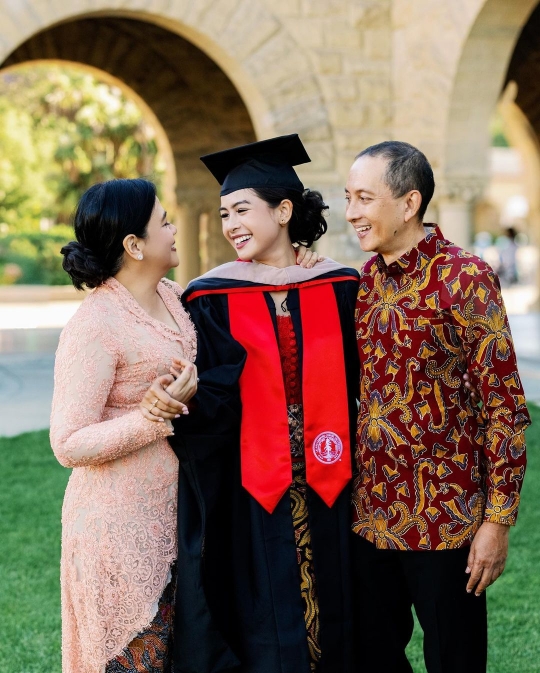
left=50, top=308, right=172, bottom=469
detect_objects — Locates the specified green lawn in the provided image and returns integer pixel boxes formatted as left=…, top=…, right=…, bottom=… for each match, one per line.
left=407, top=405, right=540, bottom=672
left=0, top=430, right=67, bottom=672
left=1, top=410, right=539, bottom=672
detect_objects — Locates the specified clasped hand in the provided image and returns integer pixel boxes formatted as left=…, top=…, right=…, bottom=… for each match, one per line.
left=139, top=357, right=198, bottom=422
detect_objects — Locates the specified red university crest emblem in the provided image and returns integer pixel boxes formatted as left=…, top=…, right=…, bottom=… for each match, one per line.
left=313, top=432, right=343, bottom=465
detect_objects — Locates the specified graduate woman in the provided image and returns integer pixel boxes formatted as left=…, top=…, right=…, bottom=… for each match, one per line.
left=143, top=135, right=361, bottom=673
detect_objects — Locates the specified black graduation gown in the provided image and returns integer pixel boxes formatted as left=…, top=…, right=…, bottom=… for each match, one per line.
left=168, top=267, right=360, bottom=673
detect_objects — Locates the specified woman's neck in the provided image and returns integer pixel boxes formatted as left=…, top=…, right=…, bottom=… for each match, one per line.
left=114, top=266, right=163, bottom=313
left=252, top=245, right=297, bottom=269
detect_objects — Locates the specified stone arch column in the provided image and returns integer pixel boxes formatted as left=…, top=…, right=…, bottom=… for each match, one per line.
left=498, top=82, right=540, bottom=249
left=0, top=0, right=336, bottom=280
left=502, top=2, right=540, bottom=257
left=441, top=0, right=539, bottom=249
left=0, top=0, right=335, bottom=169
left=0, top=13, right=259, bottom=285
left=497, top=82, right=540, bottom=307
left=437, top=180, right=486, bottom=250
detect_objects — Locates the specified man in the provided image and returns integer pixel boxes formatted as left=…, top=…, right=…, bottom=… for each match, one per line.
left=346, top=141, right=531, bottom=672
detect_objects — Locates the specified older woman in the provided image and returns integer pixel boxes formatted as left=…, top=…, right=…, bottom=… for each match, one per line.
left=50, top=178, right=198, bottom=673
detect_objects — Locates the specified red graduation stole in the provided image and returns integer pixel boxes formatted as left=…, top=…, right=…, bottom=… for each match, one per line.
left=228, top=281, right=352, bottom=513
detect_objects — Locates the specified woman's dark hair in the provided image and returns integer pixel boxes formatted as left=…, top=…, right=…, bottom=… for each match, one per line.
left=251, top=187, right=328, bottom=247
left=61, top=178, right=157, bottom=290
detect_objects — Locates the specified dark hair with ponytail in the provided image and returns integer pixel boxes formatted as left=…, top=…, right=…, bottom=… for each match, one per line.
left=250, top=187, right=328, bottom=247
left=61, top=178, right=157, bottom=290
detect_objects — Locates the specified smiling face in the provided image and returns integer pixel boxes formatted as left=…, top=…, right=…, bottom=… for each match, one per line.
left=345, top=154, right=424, bottom=264
left=138, top=197, right=178, bottom=273
left=219, top=188, right=296, bottom=267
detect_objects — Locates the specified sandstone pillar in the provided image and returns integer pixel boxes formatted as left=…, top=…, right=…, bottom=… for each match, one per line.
left=174, top=201, right=201, bottom=288
left=438, top=198, right=473, bottom=251
left=438, top=180, right=485, bottom=253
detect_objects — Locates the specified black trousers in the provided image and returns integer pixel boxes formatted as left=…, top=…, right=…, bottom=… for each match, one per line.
left=351, top=534, right=487, bottom=673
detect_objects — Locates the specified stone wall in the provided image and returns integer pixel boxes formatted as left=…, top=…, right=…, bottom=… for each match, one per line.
left=0, top=0, right=539, bottom=274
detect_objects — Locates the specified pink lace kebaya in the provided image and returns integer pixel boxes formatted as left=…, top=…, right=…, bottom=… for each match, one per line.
left=50, top=277, right=196, bottom=673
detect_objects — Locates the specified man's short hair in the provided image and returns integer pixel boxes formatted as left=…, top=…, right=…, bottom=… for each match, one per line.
left=355, top=141, right=435, bottom=221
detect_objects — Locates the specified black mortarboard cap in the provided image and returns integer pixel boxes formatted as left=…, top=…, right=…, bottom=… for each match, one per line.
left=200, top=134, right=311, bottom=196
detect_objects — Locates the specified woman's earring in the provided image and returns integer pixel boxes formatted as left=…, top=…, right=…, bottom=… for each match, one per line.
left=137, top=254, right=143, bottom=261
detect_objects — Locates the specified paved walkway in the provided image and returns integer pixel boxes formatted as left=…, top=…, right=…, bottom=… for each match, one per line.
left=1, top=300, right=540, bottom=437
left=505, top=312, right=540, bottom=407
left=0, top=344, right=57, bottom=436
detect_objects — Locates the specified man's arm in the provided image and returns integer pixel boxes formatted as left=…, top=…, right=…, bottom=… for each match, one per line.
left=451, top=262, right=531, bottom=595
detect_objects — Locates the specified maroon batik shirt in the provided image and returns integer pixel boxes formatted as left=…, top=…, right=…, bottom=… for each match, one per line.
left=352, top=226, right=531, bottom=550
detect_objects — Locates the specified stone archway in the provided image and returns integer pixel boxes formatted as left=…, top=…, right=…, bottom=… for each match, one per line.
left=504, top=1, right=540, bottom=251
left=441, top=0, right=539, bottom=248
left=2, top=57, right=180, bottom=222
left=0, top=0, right=337, bottom=281
left=1, top=15, right=258, bottom=285
left=497, top=84, right=540, bottom=249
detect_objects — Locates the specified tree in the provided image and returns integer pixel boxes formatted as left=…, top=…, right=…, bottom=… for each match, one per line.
left=0, top=64, right=166, bottom=284
left=0, top=64, right=165, bottom=229
left=0, top=95, right=54, bottom=230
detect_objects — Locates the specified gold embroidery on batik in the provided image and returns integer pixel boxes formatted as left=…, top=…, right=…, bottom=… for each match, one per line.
left=288, top=405, right=321, bottom=671
left=352, top=230, right=530, bottom=550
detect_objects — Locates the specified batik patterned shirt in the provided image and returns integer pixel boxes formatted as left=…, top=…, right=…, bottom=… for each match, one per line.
left=352, top=226, right=531, bottom=551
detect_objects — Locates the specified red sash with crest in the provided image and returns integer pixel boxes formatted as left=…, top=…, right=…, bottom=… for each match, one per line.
left=227, top=280, right=352, bottom=513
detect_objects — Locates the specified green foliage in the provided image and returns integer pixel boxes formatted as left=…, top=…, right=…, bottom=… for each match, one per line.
left=0, top=96, right=54, bottom=230
left=0, top=64, right=166, bottom=283
left=491, top=111, right=510, bottom=148
left=0, top=226, right=75, bottom=285
left=1, top=407, right=540, bottom=671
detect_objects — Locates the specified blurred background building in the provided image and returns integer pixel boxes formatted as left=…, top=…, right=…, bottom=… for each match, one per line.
left=1, top=0, right=540, bottom=434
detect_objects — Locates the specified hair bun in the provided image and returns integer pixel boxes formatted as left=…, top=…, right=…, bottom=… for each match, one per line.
left=298, top=188, right=328, bottom=245
left=60, top=240, right=108, bottom=290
